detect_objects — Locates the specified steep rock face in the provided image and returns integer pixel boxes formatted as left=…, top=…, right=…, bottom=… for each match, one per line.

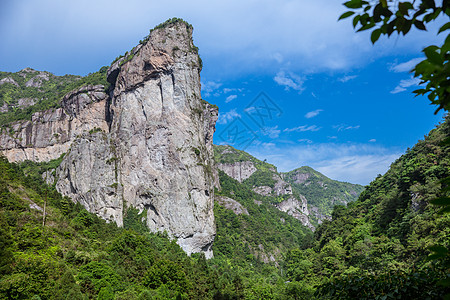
left=275, top=195, right=313, bottom=229
left=216, top=195, right=249, bottom=215
left=0, top=85, right=108, bottom=162
left=0, top=21, right=218, bottom=258
left=55, top=132, right=122, bottom=225
left=100, top=22, right=216, bottom=257
left=217, top=161, right=257, bottom=182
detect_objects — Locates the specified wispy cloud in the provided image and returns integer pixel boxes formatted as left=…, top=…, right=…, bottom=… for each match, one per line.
left=338, top=75, right=357, bottom=82
left=261, top=126, right=281, bottom=139
left=217, top=109, right=240, bottom=124
left=389, top=58, right=423, bottom=73
left=201, top=81, right=222, bottom=97
left=333, top=124, right=360, bottom=131
left=369, top=139, right=376, bottom=142
left=274, top=71, right=305, bottom=93
left=391, top=76, right=421, bottom=94
left=298, top=138, right=313, bottom=143
left=284, top=125, right=321, bottom=132
left=305, top=109, right=323, bottom=119
left=225, top=94, right=237, bottom=103
left=246, top=143, right=402, bottom=185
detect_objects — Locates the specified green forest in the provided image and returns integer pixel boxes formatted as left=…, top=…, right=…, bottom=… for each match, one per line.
left=0, top=11, right=449, bottom=300
left=0, top=114, right=449, bottom=299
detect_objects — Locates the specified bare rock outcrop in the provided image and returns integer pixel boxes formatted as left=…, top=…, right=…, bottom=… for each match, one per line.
left=0, top=20, right=218, bottom=258
left=25, top=73, right=50, bottom=88
left=216, top=195, right=249, bottom=215
left=217, top=161, right=257, bottom=182
left=276, top=195, right=314, bottom=230
left=0, top=85, right=108, bottom=162
left=0, top=77, right=19, bottom=87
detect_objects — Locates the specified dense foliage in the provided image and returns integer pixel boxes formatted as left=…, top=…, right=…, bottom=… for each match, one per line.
left=283, top=166, right=364, bottom=217
left=283, top=116, right=450, bottom=298
left=0, top=154, right=319, bottom=299
left=0, top=66, right=109, bottom=127
left=339, top=0, right=450, bottom=113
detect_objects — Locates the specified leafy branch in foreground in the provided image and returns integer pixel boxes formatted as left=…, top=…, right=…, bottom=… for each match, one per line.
left=339, top=0, right=450, bottom=113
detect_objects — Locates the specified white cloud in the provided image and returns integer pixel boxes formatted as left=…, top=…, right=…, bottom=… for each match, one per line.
left=305, top=109, right=323, bottom=119
left=0, top=0, right=444, bottom=76
left=284, top=125, right=321, bottom=132
left=223, top=88, right=233, bottom=93
left=369, top=139, right=376, bottom=142
left=273, top=53, right=284, bottom=63
left=333, top=124, right=360, bottom=131
left=274, top=71, right=305, bottom=93
left=246, top=143, right=402, bottom=185
left=217, top=109, right=240, bottom=124
left=201, top=81, right=222, bottom=97
left=390, top=76, right=421, bottom=94
left=225, top=94, right=237, bottom=103
left=298, top=138, right=313, bottom=143
left=338, top=75, right=357, bottom=82
left=262, top=126, right=281, bottom=139
left=389, top=57, right=423, bottom=73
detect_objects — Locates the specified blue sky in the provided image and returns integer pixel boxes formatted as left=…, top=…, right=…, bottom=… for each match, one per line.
left=0, top=0, right=446, bottom=185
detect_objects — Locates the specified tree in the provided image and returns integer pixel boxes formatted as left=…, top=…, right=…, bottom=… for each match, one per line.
left=339, top=1, right=450, bottom=293
left=339, top=0, right=450, bottom=113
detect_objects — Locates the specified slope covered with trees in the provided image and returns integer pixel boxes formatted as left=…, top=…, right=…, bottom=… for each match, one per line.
left=0, top=67, right=109, bottom=127
left=284, top=115, right=450, bottom=298
left=283, top=166, right=364, bottom=217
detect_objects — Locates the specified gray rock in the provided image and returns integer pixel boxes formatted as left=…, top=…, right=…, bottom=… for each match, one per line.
left=55, top=132, right=123, bottom=225
left=42, top=169, right=55, bottom=185
left=16, top=98, right=36, bottom=108
left=107, top=22, right=216, bottom=257
left=252, top=185, right=273, bottom=196
left=0, top=21, right=218, bottom=259
left=216, top=195, right=249, bottom=215
left=217, top=161, right=257, bottom=182
left=276, top=195, right=314, bottom=230
left=0, top=103, right=8, bottom=113
left=0, top=77, right=19, bottom=87
left=25, top=73, right=50, bottom=88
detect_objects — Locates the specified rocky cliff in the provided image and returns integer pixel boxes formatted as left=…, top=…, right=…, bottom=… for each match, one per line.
left=213, top=145, right=364, bottom=229
left=0, top=19, right=218, bottom=258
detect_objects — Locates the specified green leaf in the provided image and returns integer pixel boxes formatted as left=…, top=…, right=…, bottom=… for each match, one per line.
left=438, top=22, right=450, bottom=34
left=398, top=2, right=414, bottom=16
left=428, top=245, right=448, bottom=254
left=371, top=29, right=382, bottom=44
left=401, top=20, right=412, bottom=35
left=353, top=15, right=361, bottom=28
left=414, top=20, right=427, bottom=31
left=357, top=22, right=375, bottom=32
left=344, top=0, right=363, bottom=9
left=429, top=196, right=450, bottom=206
left=339, top=11, right=355, bottom=20
left=424, top=46, right=443, bottom=65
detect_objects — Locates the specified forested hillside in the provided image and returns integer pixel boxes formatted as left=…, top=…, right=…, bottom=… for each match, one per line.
left=283, top=166, right=364, bottom=217
left=1, top=117, right=449, bottom=299
left=0, top=67, right=109, bottom=126
left=284, top=115, right=450, bottom=299
left=214, top=145, right=364, bottom=227
left=0, top=154, right=319, bottom=299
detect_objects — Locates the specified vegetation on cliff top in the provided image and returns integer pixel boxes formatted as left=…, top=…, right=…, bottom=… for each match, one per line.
left=0, top=66, right=109, bottom=127
left=283, top=166, right=364, bottom=217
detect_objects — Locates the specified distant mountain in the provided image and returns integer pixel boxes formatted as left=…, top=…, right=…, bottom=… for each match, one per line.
left=213, top=145, right=364, bottom=228
left=282, top=166, right=364, bottom=219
